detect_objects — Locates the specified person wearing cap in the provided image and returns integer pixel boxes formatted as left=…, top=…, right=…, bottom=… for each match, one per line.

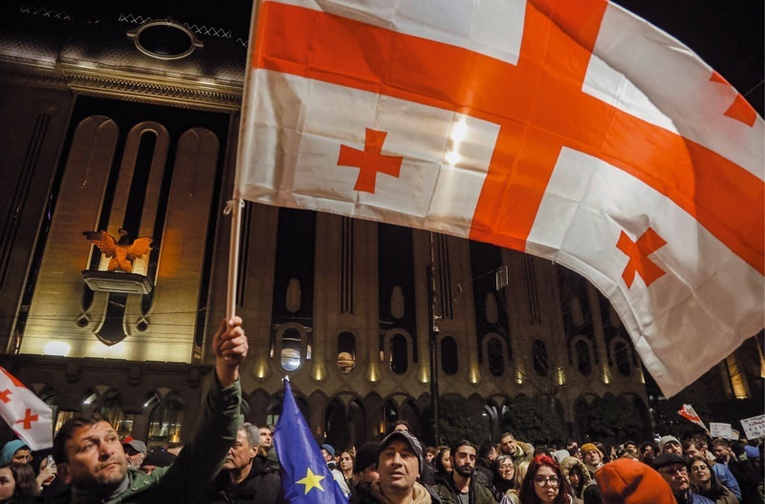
left=682, top=436, right=741, bottom=501
left=433, top=439, right=496, bottom=504
left=350, top=441, right=381, bottom=500
left=50, top=316, right=248, bottom=504
left=350, top=430, right=442, bottom=504
left=652, top=452, right=714, bottom=504
left=321, top=443, right=351, bottom=498
left=580, top=443, right=604, bottom=477
left=595, top=457, right=676, bottom=503
left=121, top=438, right=147, bottom=470
left=659, top=435, right=684, bottom=455
left=0, top=440, right=31, bottom=466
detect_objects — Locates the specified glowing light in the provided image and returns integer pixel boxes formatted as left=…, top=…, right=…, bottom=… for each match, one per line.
left=515, top=369, right=524, bottom=385
left=469, top=365, right=480, bottom=384
left=255, top=360, right=268, bottom=379
left=556, top=367, right=566, bottom=386
left=445, top=117, right=468, bottom=166
left=419, top=368, right=430, bottom=384
left=602, top=366, right=611, bottom=385
left=43, top=341, right=71, bottom=357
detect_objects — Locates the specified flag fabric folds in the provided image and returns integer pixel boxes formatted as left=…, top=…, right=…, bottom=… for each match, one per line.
left=0, top=367, right=53, bottom=451
left=677, top=404, right=708, bottom=432
left=236, top=0, right=764, bottom=397
left=274, top=379, right=349, bottom=503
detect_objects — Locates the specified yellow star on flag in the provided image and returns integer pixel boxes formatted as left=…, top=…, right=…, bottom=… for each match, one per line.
left=297, top=467, right=325, bottom=495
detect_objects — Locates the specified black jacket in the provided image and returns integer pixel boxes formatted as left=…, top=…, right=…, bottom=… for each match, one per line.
left=199, top=458, right=283, bottom=504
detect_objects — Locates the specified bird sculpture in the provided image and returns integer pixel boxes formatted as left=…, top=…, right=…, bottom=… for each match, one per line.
left=83, top=229, right=153, bottom=273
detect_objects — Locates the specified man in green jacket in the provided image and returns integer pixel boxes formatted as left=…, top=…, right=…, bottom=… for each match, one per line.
left=434, top=440, right=497, bottom=504
left=498, top=432, right=534, bottom=469
left=51, top=317, right=249, bottom=504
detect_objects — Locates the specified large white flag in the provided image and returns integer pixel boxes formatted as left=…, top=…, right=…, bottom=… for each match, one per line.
left=0, top=367, right=53, bottom=451
left=235, top=0, right=764, bottom=397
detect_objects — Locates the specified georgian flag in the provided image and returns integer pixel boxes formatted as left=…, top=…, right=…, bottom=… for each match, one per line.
left=235, top=0, right=763, bottom=397
left=677, top=404, right=708, bottom=432
left=0, top=367, right=53, bottom=450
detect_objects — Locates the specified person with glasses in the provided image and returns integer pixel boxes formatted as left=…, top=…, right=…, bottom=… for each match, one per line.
left=518, top=454, right=574, bottom=504
left=491, top=455, right=516, bottom=500
left=688, top=456, right=739, bottom=504
left=653, top=453, right=715, bottom=504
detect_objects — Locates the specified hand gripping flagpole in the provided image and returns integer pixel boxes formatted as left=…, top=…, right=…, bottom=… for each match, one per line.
left=223, top=199, right=244, bottom=320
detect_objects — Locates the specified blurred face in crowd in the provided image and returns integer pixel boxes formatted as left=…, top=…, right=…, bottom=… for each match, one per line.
left=497, top=458, right=515, bottom=481
left=684, top=444, right=703, bottom=459
left=451, top=445, right=477, bottom=478
left=568, top=466, right=582, bottom=489
left=712, top=444, right=730, bottom=463
left=61, top=421, right=128, bottom=491
left=11, top=448, right=31, bottom=465
left=339, top=452, right=354, bottom=473
left=378, top=440, right=419, bottom=496
left=657, top=463, right=690, bottom=494
left=533, top=465, right=560, bottom=504
left=690, top=459, right=712, bottom=486
left=258, top=427, right=273, bottom=448
left=439, top=449, right=452, bottom=472
left=486, top=447, right=498, bottom=462
left=500, top=435, right=518, bottom=455
left=123, top=445, right=145, bottom=470
left=0, top=466, right=15, bottom=501
left=584, top=449, right=602, bottom=466
left=223, top=429, right=257, bottom=471
left=663, top=441, right=683, bottom=455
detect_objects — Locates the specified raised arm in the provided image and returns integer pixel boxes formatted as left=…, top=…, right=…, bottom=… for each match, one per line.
left=213, top=316, right=248, bottom=387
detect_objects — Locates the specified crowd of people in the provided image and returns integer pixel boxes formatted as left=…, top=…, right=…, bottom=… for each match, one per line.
left=0, top=318, right=761, bottom=503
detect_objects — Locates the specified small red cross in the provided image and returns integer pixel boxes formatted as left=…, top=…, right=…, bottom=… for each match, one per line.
left=15, top=408, right=39, bottom=430
left=0, top=389, right=11, bottom=403
left=337, top=128, right=403, bottom=194
left=616, top=228, right=667, bottom=287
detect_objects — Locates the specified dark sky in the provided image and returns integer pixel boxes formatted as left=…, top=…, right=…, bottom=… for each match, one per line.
left=614, top=0, right=764, bottom=116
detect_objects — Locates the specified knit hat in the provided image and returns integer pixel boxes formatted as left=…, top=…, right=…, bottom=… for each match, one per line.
left=596, top=458, right=676, bottom=503
left=379, top=430, right=424, bottom=474
left=744, top=445, right=760, bottom=460
left=0, top=440, right=28, bottom=466
left=552, top=449, right=570, bottom=465
left=355, top=441, right=381, bottom=473
left=321, top=444, right=335, bottom=457
left=651, top=452, right=687, bottom=470
left=658, top=435, right=680, bottom=453
left=581, top=443, right=603, bottom=457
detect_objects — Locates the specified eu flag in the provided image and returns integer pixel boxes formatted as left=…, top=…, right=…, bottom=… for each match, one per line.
left=274, top=378, right=349, bottom=503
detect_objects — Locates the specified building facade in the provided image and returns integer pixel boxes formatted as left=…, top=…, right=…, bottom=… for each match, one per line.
left=0, top=1, right=760, bottom=451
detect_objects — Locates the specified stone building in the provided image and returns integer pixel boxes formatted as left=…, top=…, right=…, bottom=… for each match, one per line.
left=0, top=1, right=760, bottom=450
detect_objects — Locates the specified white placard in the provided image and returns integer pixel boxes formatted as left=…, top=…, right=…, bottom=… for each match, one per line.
left=740, top=414, right=765, bottom=440
left=709, top=422, right=733, bottom=439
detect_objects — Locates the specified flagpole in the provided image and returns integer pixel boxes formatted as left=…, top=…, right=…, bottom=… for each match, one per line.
left=225, top=199, right=244, bottom=320
left=428, top=232, right=441, bottom=444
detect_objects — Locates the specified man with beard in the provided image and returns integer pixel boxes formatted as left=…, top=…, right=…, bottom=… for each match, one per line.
left=51, top=317, right=248, bottom=504
left=200, top=422, right=282, bottom=503
left=434, top=440, right=497, bottom=504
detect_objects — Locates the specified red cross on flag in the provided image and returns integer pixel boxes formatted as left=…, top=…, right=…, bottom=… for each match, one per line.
left=0, top=367, right=53, bottom=450
left=677, top=404, right=708, bottom=433
left=234, top=0, right=763, bottom=397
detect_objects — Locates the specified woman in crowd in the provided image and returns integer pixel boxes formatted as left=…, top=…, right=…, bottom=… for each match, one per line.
left=501, top=461, right=529, bottom=504
left=518, top=455, right=574, bottom=504
left=559, top=456, right=594, bottom=502
left=492, top=455, right=516, bottom=500
left=339, top=450, right=356, bottom=487
left=434, top=446, right=452, bottom=481
left=689, top=456, right=739, bottom=504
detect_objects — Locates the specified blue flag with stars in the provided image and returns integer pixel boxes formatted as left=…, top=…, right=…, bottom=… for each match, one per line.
left=274, top=378, right=349, bottom=503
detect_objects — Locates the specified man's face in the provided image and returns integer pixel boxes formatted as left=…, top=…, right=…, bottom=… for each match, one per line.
left=378, top=439, right=419, bottom=495
left=258, top=428, right=273, bottom=448
left=223, top=429, right=257, bottom=471
left=625, top=443, right=638, bottom=455
left=359, top=464, right=379, bottom=484
left=61, top=421, right=128, bottom=491
left=684, top=444, right=703, bottom=459
left=664, top=441, right=683, bottom=455
left=11, top=448, right=31, bottom=465
left=452, top=445, right=477, bottom=478
left=657, top=463, right=690, bottom=494
left=712, top=444, right=730, bottom=462
left=500, top=436, right=517, bottom=455
left=486, top=447, right=498, bottom=461
left=123, top=446, right=145, bottom=470
left=321, top=449, right=333, bottom=463
left=584, top=449, right=602, bottom=466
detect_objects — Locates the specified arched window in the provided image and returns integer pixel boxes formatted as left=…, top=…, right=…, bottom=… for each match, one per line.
left=337, top=331, right=356, bottom=373
left=281, top=328, right=302, bottom=371
left=532, top=339, right=549, bottom=376
left=390, top=334, right=408, bottom=374
left=575, top=339, right=593, bottom=375
left=148, top=393, right=184, bottom=444
left=613, top=340, right=631, bottom=376
left=487, top=337, right=504, bottom=376
left=441, top=336, right=458, bottom=375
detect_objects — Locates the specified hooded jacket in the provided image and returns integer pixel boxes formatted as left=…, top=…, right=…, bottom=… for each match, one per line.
left=559, top=456, right=594, bottom=499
